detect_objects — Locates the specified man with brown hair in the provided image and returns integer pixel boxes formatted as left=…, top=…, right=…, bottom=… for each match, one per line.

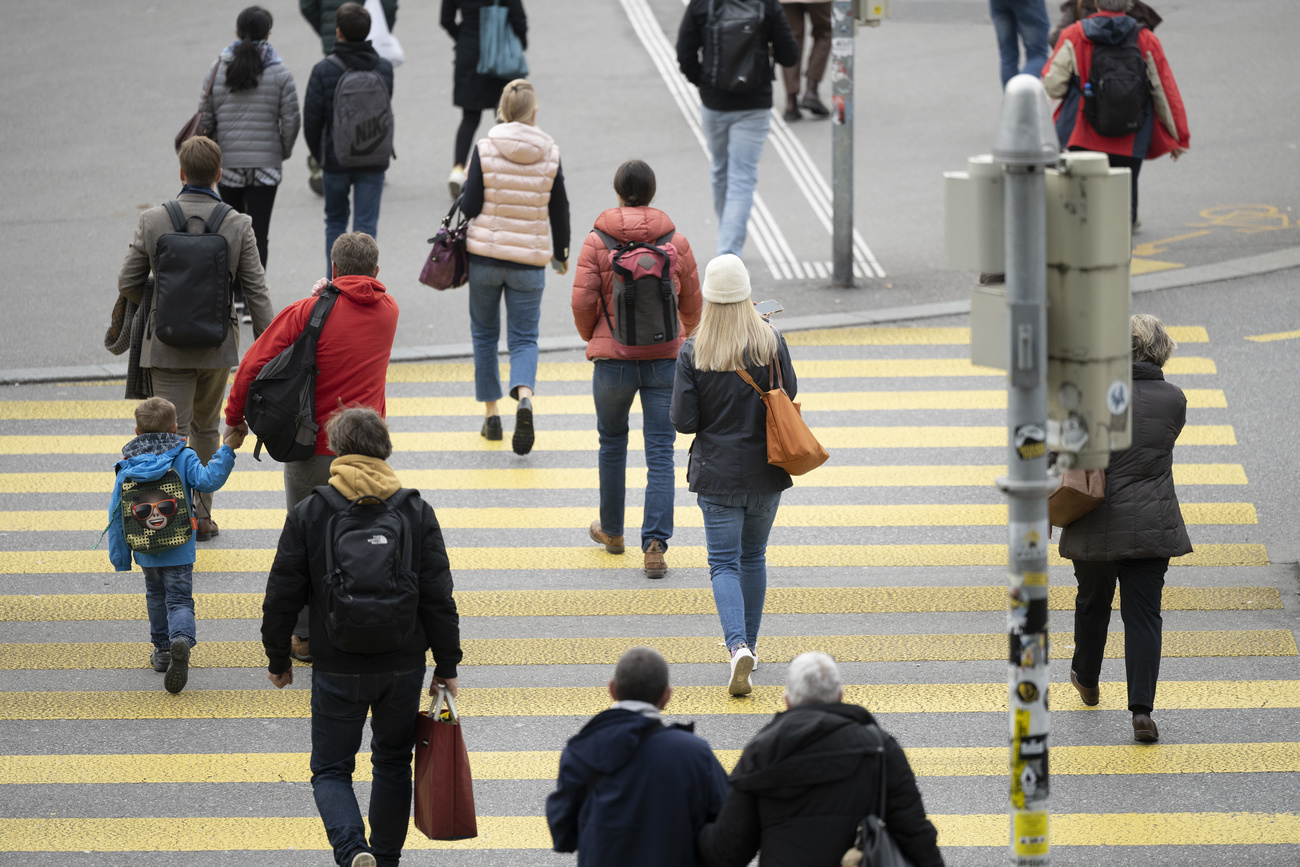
left=115, top=136, right=274, bottom=540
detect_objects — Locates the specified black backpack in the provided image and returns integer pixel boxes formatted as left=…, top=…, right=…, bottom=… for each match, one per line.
left=703, top=0, right=768, bottom=92
left=593, top=229, right=681, bottom=348
left=244, top=286, right=339, bottom=463
left=316, top=486, right=421, bottom=655
left=1083, top=27, right=1150, bottom=137
left=326, top=55, right=394, bottom=168
left=153, top=200, right=233, bottom=347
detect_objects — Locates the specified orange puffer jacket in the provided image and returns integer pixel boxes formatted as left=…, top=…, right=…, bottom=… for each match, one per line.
left=571, top=207, right=702, bottom=361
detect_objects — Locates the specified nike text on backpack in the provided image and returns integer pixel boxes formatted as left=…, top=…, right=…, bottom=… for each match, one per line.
left=704, top=0, right=768, bottom=92
left=317, top=486, right=421, bottom=655
left=118, top=469, right=195, bottom=555
left=1083, top=27, right=1150, bottom=137
left=593, top=229, right=680, bottom=348
left=152, top=201, right=233, bottom=348
left=243, top=287, right=339, bottom=463
left=325, top=55, right=394, bottom=168
left=736, top=359, right=829, bottom=476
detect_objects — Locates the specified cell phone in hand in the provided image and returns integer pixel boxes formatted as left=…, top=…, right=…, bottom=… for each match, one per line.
left=755, top=299, right=783, bottom=316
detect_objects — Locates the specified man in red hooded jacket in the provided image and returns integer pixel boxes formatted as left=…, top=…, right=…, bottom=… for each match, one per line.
left=1042, top=0, right=1189, bottom=229
left=225, top=231, right=398, bottom=660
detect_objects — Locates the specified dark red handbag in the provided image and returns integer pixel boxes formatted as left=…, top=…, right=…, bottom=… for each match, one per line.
left=420, top=198, right=469, bottom=290
left=175, top=59, right=220, bottom=153
left=413, top=686, right=478, bottom=840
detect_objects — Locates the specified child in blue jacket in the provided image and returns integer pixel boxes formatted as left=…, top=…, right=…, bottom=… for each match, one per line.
left=108, top=397, right=244, bottom=693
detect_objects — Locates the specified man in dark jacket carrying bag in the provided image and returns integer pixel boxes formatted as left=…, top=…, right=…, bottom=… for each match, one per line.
left=262, top=407, right=461, bottom=867
left=546, top=647, right=729, bottom=866
left=698, top=653, right=944, bottom=867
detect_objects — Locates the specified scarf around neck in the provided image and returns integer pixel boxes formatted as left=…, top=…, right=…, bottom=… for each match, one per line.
left=221, top=39, right=282, bottom=67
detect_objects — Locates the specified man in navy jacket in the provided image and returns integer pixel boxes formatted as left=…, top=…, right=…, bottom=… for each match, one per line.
left=546, top=647, right=729, bottom=866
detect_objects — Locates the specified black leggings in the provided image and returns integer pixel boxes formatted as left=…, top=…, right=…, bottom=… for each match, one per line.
left=455, top=108, right=483, bottom=167
left=218, top=183, right=277, bottom=304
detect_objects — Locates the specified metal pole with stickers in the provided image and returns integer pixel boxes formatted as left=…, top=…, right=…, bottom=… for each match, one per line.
left=944, top=74, right=1134, bottom=867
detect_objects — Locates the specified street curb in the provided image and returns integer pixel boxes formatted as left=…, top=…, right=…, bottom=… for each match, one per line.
left=5, top=247, right=1297, bottom=386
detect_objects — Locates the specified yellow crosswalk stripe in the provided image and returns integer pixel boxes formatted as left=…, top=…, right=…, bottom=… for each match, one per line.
left=0, top=463, right=1249, bottom=494
left=0, top=424, right=1237, bottom=455
left=1, top=629, right=1289, bottom=671
left=1, top=502, right=1257, bottom=533
left=784, top=326, right=1211, bottom=346
left=0, top=542, right=1269, bottom=575
left=2, top=586, right=1278, bottom=623
left=3, top=680, right=1298, bottom=720
left=3, top=740, right=1291, bottom=785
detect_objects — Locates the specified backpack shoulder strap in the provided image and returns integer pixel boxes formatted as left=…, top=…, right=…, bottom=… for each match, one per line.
left=386, top=488, right=418, bottom=570
left=203, top=202, right=233, bottom=234
left=162, top=200, right=188, bottom=233
left=653, top=230, right=676, bottom=246
left=314, top=484, right=351, bottom=512
left=326, top=54, right=348, bottom=74
left=303, top=285, right=339, bottom=340
left=592, top=228, right=620, bottom=252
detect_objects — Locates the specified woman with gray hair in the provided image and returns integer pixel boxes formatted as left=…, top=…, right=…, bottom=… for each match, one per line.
left=1059, top=313, right=1192, bottom=742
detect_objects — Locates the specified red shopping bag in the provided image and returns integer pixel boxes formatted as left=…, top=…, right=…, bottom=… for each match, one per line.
left=413, top=686, right=478, bottom=840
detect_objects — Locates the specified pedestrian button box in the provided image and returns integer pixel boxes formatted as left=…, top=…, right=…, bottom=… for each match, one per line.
left=944, top=155, right=1004, bottom=274
left=854, top=0, right=890, bottom=25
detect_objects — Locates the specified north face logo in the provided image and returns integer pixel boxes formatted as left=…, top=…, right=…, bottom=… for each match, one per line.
left=367, top=535, right=389, bottom=546
left=351, top=115, right=390, bottom=157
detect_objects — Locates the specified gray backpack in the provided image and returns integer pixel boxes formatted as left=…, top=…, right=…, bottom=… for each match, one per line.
left=325, top=55, right=394, bottom=168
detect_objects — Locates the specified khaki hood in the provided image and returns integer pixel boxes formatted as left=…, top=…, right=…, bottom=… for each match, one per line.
left=328, top=454, right=402, bottom=500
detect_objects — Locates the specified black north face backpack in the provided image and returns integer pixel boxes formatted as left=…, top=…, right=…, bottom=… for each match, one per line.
left=1084, top=27, right=1151, bottom=137
left=316, top=486, right=421, bottom=655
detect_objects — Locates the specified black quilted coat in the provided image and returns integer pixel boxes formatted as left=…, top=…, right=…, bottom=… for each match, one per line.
left=1058, top=360, right=1194, bottom=561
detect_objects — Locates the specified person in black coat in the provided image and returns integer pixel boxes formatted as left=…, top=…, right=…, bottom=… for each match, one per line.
left=262, top=407, right=461, bottom=867
left=697, top=652, right=944, bottom=867
left=441, top=0, right=528, bottom=197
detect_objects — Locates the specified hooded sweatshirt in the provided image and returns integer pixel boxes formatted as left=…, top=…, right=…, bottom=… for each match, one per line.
left=107, top=433, right=236, bottom=571
left=546, top=707, right=729, bottom=867
left=225, top=275, right=399, bottom=455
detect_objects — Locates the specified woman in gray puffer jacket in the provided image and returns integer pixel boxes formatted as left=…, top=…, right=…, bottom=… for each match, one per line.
left=1059, top=313, right=1192, bottom=744
left=200, top=6, right=301, bottom=292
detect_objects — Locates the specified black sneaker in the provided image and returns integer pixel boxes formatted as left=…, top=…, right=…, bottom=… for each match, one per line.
left=150, top=647, right=170, bottom=673
left=165, top=637, right=191, bottom=694
left=513, top=397, right=535, bottom=455
left=481, top=415, right=503, bottom=441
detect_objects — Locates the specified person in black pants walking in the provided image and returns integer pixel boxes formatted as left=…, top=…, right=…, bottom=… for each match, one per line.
left=440, top=0, right=528, bottom=199
left=1057, top=314, right=1192, bottom=743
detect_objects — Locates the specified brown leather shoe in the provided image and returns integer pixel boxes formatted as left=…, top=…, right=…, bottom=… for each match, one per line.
left=1133, top=713, right=1159, bottom=742
left=196, top=518, right=219, bottom=542
left=1070, top=669, right=1099, bottom=706
left=290, top=636, right=312, bottom=663
left=589, top=520, right=624, bottom=554
left=644, top=540, right=667, bottom=579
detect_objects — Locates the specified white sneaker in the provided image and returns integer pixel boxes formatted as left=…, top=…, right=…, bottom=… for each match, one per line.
left=351, top=852, right=376, bottom=867
left=729, top=646, right=755, bottom=696
left=752, top=650, right=758, bottom=672
left=448, top=165, right=465, bottom=199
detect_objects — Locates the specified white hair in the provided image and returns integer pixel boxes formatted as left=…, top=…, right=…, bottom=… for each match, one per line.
left=785, top=652, right=843, bottom=706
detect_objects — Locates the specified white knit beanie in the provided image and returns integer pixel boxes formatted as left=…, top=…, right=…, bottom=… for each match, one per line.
left=701, top=254, right=752, bottom=304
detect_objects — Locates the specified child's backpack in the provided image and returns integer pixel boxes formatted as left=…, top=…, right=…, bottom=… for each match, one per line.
left=326, top=55, right=395, bottom=168
left=316, top=487, right=421, bottom=655
left=119, top=469, right=195, bottom=554
left=703, top=0, right=768, bottom=93
left=1083, top=27, right=1151, bottom=137
left=152, top=201, right=233, bottom=347
left=593, top=229, right=681, bottom=350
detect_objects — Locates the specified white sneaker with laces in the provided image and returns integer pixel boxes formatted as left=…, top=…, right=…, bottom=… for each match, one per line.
left=448, top=165, right=466, bottom=199
left=729, top=646, right=755, bottom=696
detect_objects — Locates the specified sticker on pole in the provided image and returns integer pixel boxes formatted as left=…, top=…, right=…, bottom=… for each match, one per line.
left=1107, top=380, right=1130, bottom=415
left=1012, top=734, right=1050, bottom=808
left=1014, top=423, right=1046, bottom=461
left=1013, top=809, right=1049, bottom=858
left=1010, top=521, right=1048, bottom=562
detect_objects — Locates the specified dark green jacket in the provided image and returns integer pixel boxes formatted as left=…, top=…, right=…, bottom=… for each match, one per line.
left=301, top=0, right=397, bottom=55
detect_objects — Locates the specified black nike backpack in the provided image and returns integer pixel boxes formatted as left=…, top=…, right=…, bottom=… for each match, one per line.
left=703, top=0, right=768, bottom=93
left=316, top=486, right=421, bottom=655
left=244, top=286, right=339, bottom=463
left=326, top=55, right=395, bottom=168
left=1084, top=27, right=1151, bottom=137
left=152, top=201, right=233, bottom=347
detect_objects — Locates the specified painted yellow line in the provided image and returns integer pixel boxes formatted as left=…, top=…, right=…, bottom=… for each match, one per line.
left=0, top=423, right=1236, bottom=455
left=0, top=463, right=1248, bottom=494
left=3, top=502, right=1257, bottom=534
left=0, top=542, right=1268, bottom=575
left=1131, top=257, right=1185, bottom=276
left=4, top=680, right=1300, bottom=721
left=2, top=585, right=1278, bottom=623
left=1245, top=329, right=1300, bottom=343
left=784, top=326, right=1210, bottom=346
left=5, top=741, right=1294, bottom=785
left=2, top=630, right=1289, bottom=671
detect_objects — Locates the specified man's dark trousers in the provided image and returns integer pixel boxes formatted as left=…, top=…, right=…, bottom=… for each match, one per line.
left=1071, top=558, right=1167, bottom=714
left=311, top=666, right=426, bottom=867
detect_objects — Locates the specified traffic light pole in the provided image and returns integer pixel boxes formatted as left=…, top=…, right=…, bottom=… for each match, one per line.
left=830, top=0, right=854, bottom=287
left=992, top=74, right=1061, bottom=867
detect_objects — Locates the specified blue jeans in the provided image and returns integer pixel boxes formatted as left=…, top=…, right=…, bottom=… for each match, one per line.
left=323, top=170, right=385, bottom=278
left=311, top=667, right=426, bottom=867
left=468, top=261, right=545, bottom=403
left=698, top=491, right=782, bottom=653
left=142, top=564, right=196, bottom=649
left=990, top=0, right=1050, bottom=87
left=593, top=359, right=677, bottom=552
left=701, top=106, right=771, bottom=256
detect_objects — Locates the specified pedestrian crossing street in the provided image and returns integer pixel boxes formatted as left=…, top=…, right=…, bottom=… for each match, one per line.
left=1, top=323, right=1297, bottom=864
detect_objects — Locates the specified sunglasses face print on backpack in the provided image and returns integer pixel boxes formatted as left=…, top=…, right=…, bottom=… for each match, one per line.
left=132, top=490, right=179, bottom=530
left=120, top=470, right=193, bottom=555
